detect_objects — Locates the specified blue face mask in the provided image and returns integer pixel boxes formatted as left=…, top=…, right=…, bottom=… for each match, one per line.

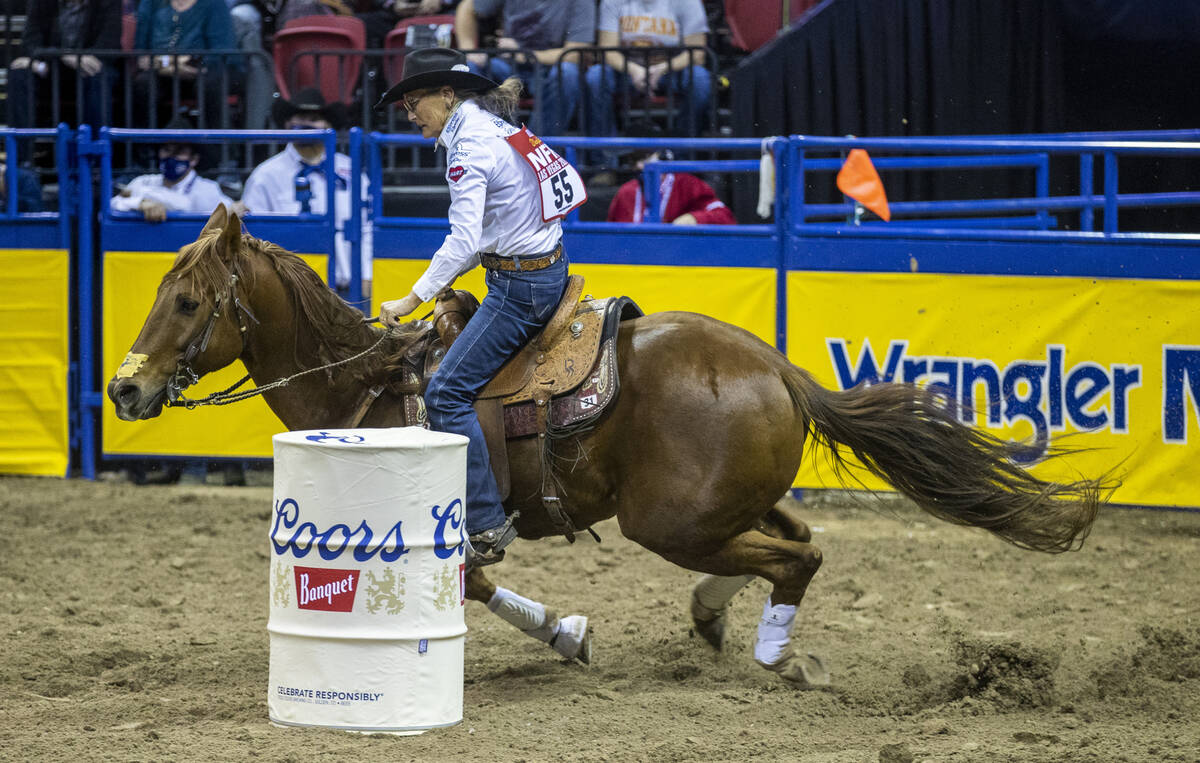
left=160, top=156, right=191, bottom=182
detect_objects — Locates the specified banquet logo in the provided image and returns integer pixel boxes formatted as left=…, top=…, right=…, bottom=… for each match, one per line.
left=294, top=566, right=360, bottom=612
left=448, top=165, right=466, bottom=182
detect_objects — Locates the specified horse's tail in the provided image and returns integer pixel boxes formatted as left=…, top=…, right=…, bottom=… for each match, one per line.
left=781, top=366, right=1112, bottom=553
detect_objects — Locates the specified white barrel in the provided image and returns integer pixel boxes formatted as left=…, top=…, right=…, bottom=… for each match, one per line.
left=267, top=427, right=469, bottom=734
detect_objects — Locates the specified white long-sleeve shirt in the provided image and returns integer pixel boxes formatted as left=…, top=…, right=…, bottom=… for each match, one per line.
left=110, top=171, right=232, bottom=215
left=412, top=99, right=563, bottom=302
left=240, top=143, right=373, bottom=288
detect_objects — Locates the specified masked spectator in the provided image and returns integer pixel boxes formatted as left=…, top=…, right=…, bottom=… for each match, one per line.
left=110, top=116, right=234, bottom=221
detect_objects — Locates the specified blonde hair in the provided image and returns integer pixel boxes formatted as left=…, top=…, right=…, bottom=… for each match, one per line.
left=458, top=77, right=523, bottom=124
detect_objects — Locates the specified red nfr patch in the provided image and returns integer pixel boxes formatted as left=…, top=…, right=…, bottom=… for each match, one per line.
left=447, top=165, right=467, bottom=183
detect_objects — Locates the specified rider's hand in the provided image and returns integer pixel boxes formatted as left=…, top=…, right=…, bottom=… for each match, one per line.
left=672, top=212, right=698, bottom=226
left=380, top=292, right=423, bottom=327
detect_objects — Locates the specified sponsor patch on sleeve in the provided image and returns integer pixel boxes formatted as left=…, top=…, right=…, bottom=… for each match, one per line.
left=447, top=165, right=467, bottom=183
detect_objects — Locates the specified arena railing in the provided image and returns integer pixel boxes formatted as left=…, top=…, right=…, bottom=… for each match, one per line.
left=785, top=134, right=1200, bottom=237
left=22, top=48, right=268, bottom=131
left=0, top=125, right=74, bottom=477
left=0, top=125, right=71, bottom=220
left=280, top=47, right=545, bottom=135
left=559, top=46, right=719, bottom=144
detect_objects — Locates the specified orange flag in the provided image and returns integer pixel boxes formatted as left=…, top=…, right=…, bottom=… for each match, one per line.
left=836, top=148, right=891, bottom=221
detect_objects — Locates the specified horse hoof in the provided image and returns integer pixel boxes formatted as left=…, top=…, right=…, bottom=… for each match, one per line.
left=691, top=613, right=725, bottom=651
left=552, top=615, right=591, bottom=664
left=758, top=649, right=831, bottom=689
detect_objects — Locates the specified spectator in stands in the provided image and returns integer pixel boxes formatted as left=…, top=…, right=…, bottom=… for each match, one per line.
left=237, top=88, right=373, bottom=296
left=0, top=147, right=44, bottom=213
left=607, top=147, right=733, bottom=224
left=223, top=0, right=273, bottom=129
left=110, top=116, right=234, bottom=220
left=454, top=0, right=594, bottom=136
left=132, top=0, right=245, bottom=131
left=6, top=0, right=121, bottom=140
left=585, top=0, right=711, bottom=166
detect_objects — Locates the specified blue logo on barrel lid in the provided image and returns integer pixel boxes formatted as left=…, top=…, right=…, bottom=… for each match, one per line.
left=304, top=431, right=366, bottom=445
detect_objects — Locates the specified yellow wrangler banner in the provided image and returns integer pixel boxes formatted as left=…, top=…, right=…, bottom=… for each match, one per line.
left=0, top=249, right=70, bottom=476
left=787, top=271, right=1200, bottom=508
left=371, top=261, right=777, bottom=346
left=102, top=251, right=328, bottom=458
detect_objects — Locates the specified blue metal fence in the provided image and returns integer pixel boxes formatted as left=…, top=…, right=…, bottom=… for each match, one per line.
left=2, top=127, right=1198, bottom=477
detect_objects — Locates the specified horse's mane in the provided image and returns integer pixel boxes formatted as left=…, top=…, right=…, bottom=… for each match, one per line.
left=166, top=230, right=427, bottom=387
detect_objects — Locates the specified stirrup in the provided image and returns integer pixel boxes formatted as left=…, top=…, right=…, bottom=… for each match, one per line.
left=467, top=512, right=519, bottom=569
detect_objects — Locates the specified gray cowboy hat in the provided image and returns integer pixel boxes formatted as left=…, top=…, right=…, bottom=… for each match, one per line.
left=271, top=87, right=349, bottom=130
left=376, top=47, right=498, bottom=109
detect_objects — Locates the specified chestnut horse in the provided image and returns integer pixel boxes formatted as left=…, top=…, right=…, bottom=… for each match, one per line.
left=108, top=208, right=1109, bottom=685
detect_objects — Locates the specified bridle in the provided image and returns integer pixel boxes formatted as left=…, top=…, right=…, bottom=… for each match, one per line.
left=165, top=269, right=258, bottom=407
left=162, top=267, right=394, bottom=410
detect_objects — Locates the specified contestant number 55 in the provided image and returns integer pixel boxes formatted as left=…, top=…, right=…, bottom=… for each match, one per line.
left=551, top=170, right=574, bottom=209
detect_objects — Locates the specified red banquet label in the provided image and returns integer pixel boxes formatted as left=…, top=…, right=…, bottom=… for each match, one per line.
left=447, top=165, right=467, bottom=183
left=293, top=566, right=360, bottom=612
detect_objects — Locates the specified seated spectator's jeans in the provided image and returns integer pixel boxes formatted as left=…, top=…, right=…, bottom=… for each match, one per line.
left=584, top=64, right=711, bottom=159
left=423, top=255, right=569, bottom=535
left=229, top=3, right=272, bottom=130
left=483, top=58, right=581, bottom=137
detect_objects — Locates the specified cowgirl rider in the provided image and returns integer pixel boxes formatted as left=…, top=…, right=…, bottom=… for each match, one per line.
left=377, top=48, right=587, bottom=567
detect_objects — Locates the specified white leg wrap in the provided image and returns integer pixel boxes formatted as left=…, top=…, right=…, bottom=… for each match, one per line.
left=692, top=574, right=756, bottom=620
left=754, top=596, right=796, bottom=666
left=487, top=587, right=548, bottom=633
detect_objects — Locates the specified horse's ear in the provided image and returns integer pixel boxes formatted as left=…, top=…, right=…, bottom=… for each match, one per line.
left=219, top=209, right=242, bottom=262
left=200, top=204, right=227, bottom=236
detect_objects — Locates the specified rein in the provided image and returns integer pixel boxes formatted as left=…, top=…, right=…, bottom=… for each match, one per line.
left=164, top=270, right=393, bottom=410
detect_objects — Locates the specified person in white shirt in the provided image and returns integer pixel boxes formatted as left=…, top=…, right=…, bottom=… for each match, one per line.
left=377, top=47, right=586, bottom=568
left=110, top=116, right=234, bottom=222
left=237, top=88, right=373, bottom=295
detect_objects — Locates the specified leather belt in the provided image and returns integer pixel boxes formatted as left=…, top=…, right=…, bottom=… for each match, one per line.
left=480, top=244, right=563, bottom=272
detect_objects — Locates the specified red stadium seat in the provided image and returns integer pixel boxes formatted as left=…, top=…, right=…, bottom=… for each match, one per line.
left=272, top=17, right=366, bottom=104
left=283, top=14, right=369, bottom=39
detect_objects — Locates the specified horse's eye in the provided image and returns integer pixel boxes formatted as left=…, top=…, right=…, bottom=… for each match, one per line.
left=178, top=297, right=200, bottom=315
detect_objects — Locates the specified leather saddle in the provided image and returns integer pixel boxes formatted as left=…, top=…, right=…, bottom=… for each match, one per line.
left=415, top=276, right=642, bottom=539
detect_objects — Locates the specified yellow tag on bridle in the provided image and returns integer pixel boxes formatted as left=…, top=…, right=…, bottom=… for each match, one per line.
left=116, top=352, right=148, bottom=379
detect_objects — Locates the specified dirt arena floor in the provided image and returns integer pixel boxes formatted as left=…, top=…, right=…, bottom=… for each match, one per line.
left=1, top=474, right=1198, bottom=763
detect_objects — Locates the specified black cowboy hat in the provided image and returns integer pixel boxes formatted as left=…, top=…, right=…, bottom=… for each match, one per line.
left=271, top=87, right=349, bottom=130
left=375, top=47, right=498, bottom=109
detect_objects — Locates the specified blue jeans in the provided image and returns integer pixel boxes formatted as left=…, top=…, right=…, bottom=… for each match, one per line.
left=424, top=254, right=569, bottom=535
left=584, top=64, right=712, bottom=165
left=485, top=58, right=581, bottom=137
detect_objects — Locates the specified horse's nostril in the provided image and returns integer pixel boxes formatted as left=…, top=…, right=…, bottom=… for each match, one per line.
left=115, top=383, right=140, bottom=405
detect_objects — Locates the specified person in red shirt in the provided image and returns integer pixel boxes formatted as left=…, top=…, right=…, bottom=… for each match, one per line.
left=606, top=148, right=736, bottom=225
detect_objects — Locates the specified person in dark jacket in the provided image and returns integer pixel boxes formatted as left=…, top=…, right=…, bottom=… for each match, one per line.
left=131, top=0, right=244, bottom=130
left=5, top=0, right=122, bottom=141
